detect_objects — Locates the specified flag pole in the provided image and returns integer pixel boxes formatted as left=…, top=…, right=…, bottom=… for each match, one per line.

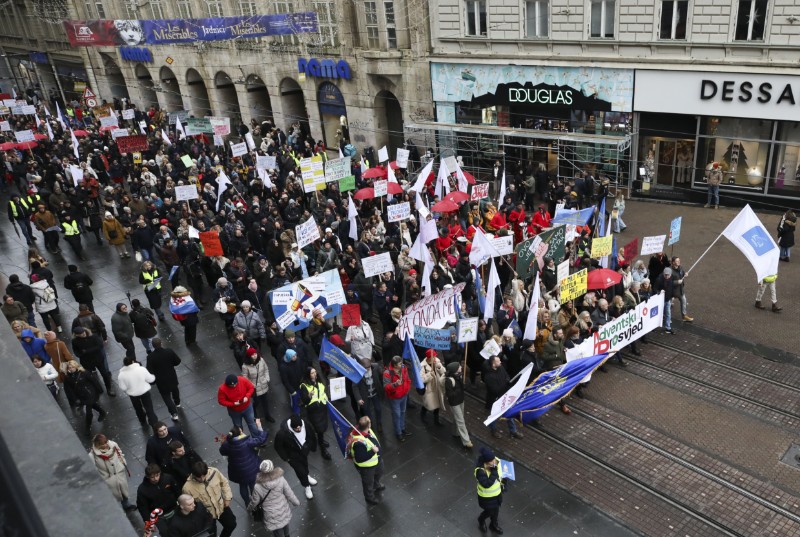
left=462, top=342, right=469, bottom=384
left=685, top=232, right=723, bottom=276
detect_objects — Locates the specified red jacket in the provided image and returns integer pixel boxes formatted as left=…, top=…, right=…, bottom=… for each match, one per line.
left=383, top=365, right=411, bottom=400
left=217, top=376, right=255, bottom=413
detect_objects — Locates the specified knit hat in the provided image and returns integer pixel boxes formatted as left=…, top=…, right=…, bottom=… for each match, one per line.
left=425, top=349, right=437, bottom=359
left=479, top=447, right=495, bottom=464
left=446, top=362, right=460, bottom=377
left=240, top=300, right=251, bottom=308
left=329, top=334, right=345, bottom=347
left=44, top=331, right=57, bottom=342
left=104, top=211, right=112, bottom=218
left=290, top=415, right=302, bottom=428
left=73, top=326, right=86, bottom=335
left=30, top=274, right=40, bottom=283
left=284, top=349, right=296, bottom=362
left=259, top=460, right=274, bottom=473
left=225, top=374, right=238, bottom=386
left=284, top=330, right=295, bottom=337
left=502, top=328, right=513, bottom=339
left=246, top=347, right=258, bottom=357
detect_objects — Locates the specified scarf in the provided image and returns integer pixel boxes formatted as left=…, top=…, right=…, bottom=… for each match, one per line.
left=288, top=420, right=307, bottom=446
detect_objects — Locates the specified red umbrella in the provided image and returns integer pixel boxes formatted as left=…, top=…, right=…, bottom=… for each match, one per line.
left=587, top=268, right=623, bottom=290
left=73, top=129, right=89, bottom=137
left=431, top=199, right=459, bottom=213
left=445, top=191, right=469, bottom=203
left=387, top=182, right=404, bottom=195
left=363, top=167, right=387, bottom=179
left=353, top=187, right=375, bottom=200
left=0, top=141, right=17, bottom=151
left=389, top=161, right=400, bottom=170
left=33, top=133, right=48, bottom=141
left=99, top=125, right=117, bottom=132
left=15, top=141, right=38, bottom=150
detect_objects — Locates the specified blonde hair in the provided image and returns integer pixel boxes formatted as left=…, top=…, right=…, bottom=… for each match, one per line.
left=62, top=360, right=85, bottom=374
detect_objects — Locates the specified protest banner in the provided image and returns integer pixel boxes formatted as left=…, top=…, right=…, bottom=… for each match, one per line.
left=471, top=182, right=490, bottom=201
left=99, top=116, right=118, bottom=128
left=257, top=155, right=276, bottom=170
left=641, top=234, right=667, bottom=256
left=668, top=216, right=682, bottom=246
left=489, top=235, right=514, bottom=256
left=374, top=179, right=388, bottom=197
left=175, top=185, right=198, bottom=202
left=18, top=105, right=37, bottom=115
left=0, top=121, right=9, bottom=131
left=324, top=156, right=351, bottom=183
left=552, top=206, right=595, bottom=226
left=68, top=165, right=84, bottom=186
left=560, top=269, right=587, bottom=303
left=396, top=283, right=466, bottom=340
left=185, top=117, right=213, bottom=135
left=457, top=317, right=478, bottom=343
left=556, top=259, right=569, bottom=286
left=339, top=175, right=355, bottom=192
left=387, top=202, right=411, bottom=222
left=378, top=145, right=389, bottom=162
left=515, top=225, right=566, bottom=279
left=413, top=326, right=452, bottom=350
left=122, top=109, right=135, bottom=120
left=110, top=128, right=129, bottom=139
left=206, top=116, right=231, bottom=135
left=623, top=237, right=639, bottom=263
left=14, top=130, right=34, bottom=143
left=230, top=141, right=247, bottom=157
left=396, top=148, right=410, bottom=168
left=591, top=235, right=613, bottom=258
left=480, top=338, right=502, bottom=360
left=213, top=134, right=224, bottom=146
left=117, top=135, right=148, bottom=153
left=269, top=270, right=345, bottom=331
left=296, top=217, right=320, bottom=248
left=199, top=231, right=223, bottom=257
left=341, top=303, right=361, bottom=327
left=180, top=155, right=194, bottom=168
left=362, top=252, right=394, bottom=278
left=301, top=156, right=325, bottom=192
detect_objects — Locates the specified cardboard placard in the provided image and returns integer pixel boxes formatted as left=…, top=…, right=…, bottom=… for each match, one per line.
left=199, top=231, right=224, bottom=257
left=374, top=179, right=388, bottom=197
left=180, top=155, right=194, bottom=168
left=591, top=235, right=613, bottom=258
left=122, top=109, right=135, bottom=120
left=457, top=317, right=478, bottom=343
left=387, top=202, right=411, bottom=222
left=560, top=268, right=587, bottom=303
left=377, top=145, right=389, bottom=162
left=207, top=116, right=231, bottom=135
left=342, top=303, right=361, bottom=327
left=325, top=156, right=351, bottom=183
left=110, top=128, right=129, bottom=139
left=489, top=235, right=514, bottom=256
left=300, top=156, right=325, bottom=192
left=99, top=116, right=118, bottom=128
left=556, top=260, right=570, bottom=287
left=329, top=376, right=346, bottom=401
left=256, top=155, right=276, bottom=170
left=362, top=252, right=394, bottom=278
left=395, top=148, right=410, bottom=168
left=622, top=238, right=639, bottom=264
left=14, top=130, right=34, bottom=143
left=0, top=121, right=9, bottom=131
left=230, top=141, right=248, bottom=157
left=480, top=338, right=502, bottom=360
left=471, top=182, right=490, bottom=201
left=640, top=235, right=667, bottom=256
left=413, top=326, right=452, bottom=350
left=339, top=175, right=355, bottom=192
left=175, top=184, right=198, bottom=201
left=296, top=217, right=320, bottom=248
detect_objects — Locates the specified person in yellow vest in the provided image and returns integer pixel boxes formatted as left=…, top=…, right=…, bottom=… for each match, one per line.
left=139, top=260, right=166, bottom=321
left=298, top=366, right=332, bottom=461
left=7, top=193, right=36, bottom=245
left=475, top=447, right=505, bottom=534
left=754, top=274, right=781, bottom=313
left=60, top=212, right=86, bottom=260
left=350, top=415, right=384, bottom=506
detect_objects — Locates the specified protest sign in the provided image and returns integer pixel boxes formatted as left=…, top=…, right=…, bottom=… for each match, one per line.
left=516, top=225, right=566, bottom=279
left=301, top=156, right=325, bottom=192
left=457, top=317, right=478, bottom=343
left=339, top=175, right=355, bottom=192
left=99, top=116, right=118, bottom=128
left=324, top=156, right=351, bottom=183
left=443, top=155, right=458, bottom=174
left=668, top=216, right=682, bottom=246
left=557, top=259, right=570, bottom=286
left=342, top=303, right=361, bottom=327
left=199, top=231, right=224, bottom=257
left=0, top=121, right=9, bottom=131
left=175, top=185, right=198, bottom=202
left=14, top=130, right=34, bottom=143
left=471, top=183, right=489, bottom=201
left=257, top=155, right=276, bottom=170
left=396, top=283, right=466, bottom=340
left=213, top=134, right=224, bottom=146
left=68, top=165, right=84, bottom=186
left=168, top=110, right=190, bottom=125
left=413, top=326, right=452, bottom=350
left=185, top=117, right=213, bottom=135
left=230, top=141, right=247, bottom=157
left=560, top=269, right=587, bottom=303
left=122, top=109, right=135, bottom=120
left=362, top=252, right=394, bottom=278
left=329, top=376, right=346, bottom=401
left=117, top=135, right=148, bottom=153
left=296, top=217, right=320, bottom=248
left=396, top=148, right=410, bottom=168
left=489, top=235, right=514, bottom=256
left=180, top=155, right=194, bottom=168
left=591, top=235, right=613, bottom=258
left=245, top=132, right=256, bottom=150
left=138, top=120, right=147, bottom=133
left=207, top=116, right=231, bottom=135
left=623, top=237, right=639, bottom=263
left=132, top=152, right=142, bottom=164
left=480, top=338, right=502, bottom=360
left=378, top=145, right=389, bottom=162
left=641, top=235, right=667, bottom=256
left=499, top=459, right=516, bottom=480
left=110, top=128, right=129, bottom=139
left=387, top=202, right=411, bottom=222
left=269, top=270, right=345, bottom=331
left=374, top=179, right=388, bottom=197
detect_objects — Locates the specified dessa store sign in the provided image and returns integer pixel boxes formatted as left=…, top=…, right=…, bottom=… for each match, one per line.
left=635, top=70, right=800, bottom=121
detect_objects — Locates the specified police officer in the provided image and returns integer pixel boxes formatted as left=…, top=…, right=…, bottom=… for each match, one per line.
left=7, top=193, right=37, bottom=245
left=61, top=212, right=86, bottom=260
left=350, top=416, right=384, bottom=506
left=475, top=447, right=505, bottom=534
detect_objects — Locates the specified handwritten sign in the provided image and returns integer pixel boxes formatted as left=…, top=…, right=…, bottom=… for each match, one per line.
left=14, top=130, right=34, bottom=143
left=256, top=155, right=276, bottom=170
left=230, top=141, right=247, bottom=157
left=122, top=109, right=135, bottom=120
left=591, top=235, right=613, bottom=258
left=168, top=110, right=189, bottom=125
left=489, top=235, right=514, bottom=256
left=556, top=260, right=569, bottom=286
left=339, top=175, right=355, bottom=192
left=396, top=148, right=410, bottom=168
left=185, top=117, right=213, bottom=135
left=623, top=237, right=639, bottom=264
left=117, top=135, right=148, bottom=153
left=296, top=216, right=320, bottom=248
left=180, top=155, right=194, bottom=168
left=374, top=179, right=388, bottom=197
left=560, top=268, right=587, bottom=303
left=301, top=156, right=325, bottom=192
left=413, top=326, right=452, bottom=350
left=174, top=184, right=198, bottom=201
left=199, top=231, right=223, bottom=257
left=0, top=121, right=9, bottom=131
left=640, top=235, right=667, bottom=256
left=471, top=183, right=489, bottom=201
left=207, top=116, right=231, bottom=136
left=668, top=216, right=682, bottom=246
left=387, top=202, right=411, bottom=222
left=342, top=303, right=361, bottom=327
left=325, top=156, right=351, bottom=183
left=362, top=252, right=394, bottom=278
left=378, top=145, right=389, bottom=162
left=457, top=317, right=478, bottom=343
left=99, top=116, right=118, bottom=128
left=396, top=283, right=466, bottom=341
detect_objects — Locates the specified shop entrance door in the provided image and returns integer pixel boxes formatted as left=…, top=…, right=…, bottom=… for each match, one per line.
left=642, top=137, right=695, bottom=188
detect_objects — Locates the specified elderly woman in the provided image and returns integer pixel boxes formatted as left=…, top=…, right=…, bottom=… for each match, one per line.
left=248, top=460, right=300, bottom=537
left=420, top=349, right=446, bottom=426
left=631, top=260, right=649, bottom=283
left=232, top=300, right=266, bottom=350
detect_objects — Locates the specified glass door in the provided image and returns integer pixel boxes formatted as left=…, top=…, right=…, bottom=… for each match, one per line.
left=657, top=140, right=676, bottom=186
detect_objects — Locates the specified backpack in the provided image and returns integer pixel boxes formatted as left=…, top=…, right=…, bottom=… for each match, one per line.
left=41, top=285, right=57, bottom=304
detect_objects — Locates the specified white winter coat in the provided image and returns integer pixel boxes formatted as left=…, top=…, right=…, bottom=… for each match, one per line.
left=117, top=362, right=155, bottom=396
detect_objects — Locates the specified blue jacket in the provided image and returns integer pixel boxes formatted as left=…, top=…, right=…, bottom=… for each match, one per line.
left=21, top=329, right=51, bottom=363
left=218, top=428, right=268, bottom=484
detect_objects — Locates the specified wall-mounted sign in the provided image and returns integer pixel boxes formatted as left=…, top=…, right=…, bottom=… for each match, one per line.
left=298, top=58, right=351, bottom=80
left=120, top=47, right=153, bottom=63
left=509, top=87, right=573, bottom=105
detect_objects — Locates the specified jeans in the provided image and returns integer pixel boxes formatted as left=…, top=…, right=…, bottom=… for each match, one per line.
left=139, top=336, right=154, bottom=354
left=388, top=395, right=408, bottom=437
left=489, top=417, right=517, bottom=434
left=238, top=479, right=255, bottom=506
left=15, top=218, right=33, bottom=244
left=707, top=185, right=719, bottom=206
left=678, top=294, right=688, bottom=317
left=663, top=297, right=673, bottom=330
left=780, top=246, right=791, bottom=259
left=614, top=212, right=626, bottom=233
left=139, top=247, right=155, bottom=261
left=228, top=402, right=258, bottom=435
left=130, top=391, right=159, bottom=425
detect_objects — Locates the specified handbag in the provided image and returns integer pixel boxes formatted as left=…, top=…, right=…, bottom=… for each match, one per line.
left=252, top=489, right=271, bottom=522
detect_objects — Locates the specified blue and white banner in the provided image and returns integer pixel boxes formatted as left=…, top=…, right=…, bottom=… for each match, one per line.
left=413, top=326, right=451, bottom=350
left=721, top=204, right=779, bottom=282
left=169, top=294, right=199, bottom=315
left=320, top=336, right=365, bottom=384
left=327, top=402, right=357, bottom=459
left=402, top=336, right=424, bottom=390
left=269, top=269, right=345, bottom=331
left=552, top=206, right=595, bottom=226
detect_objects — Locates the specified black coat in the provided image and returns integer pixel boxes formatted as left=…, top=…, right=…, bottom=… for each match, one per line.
left=483, top=365, right=510, bottom=409
left=71, top=334, right=105, bottom=369
left=146, top=347, right=181, bottom=390
left=129, top=306, right=157, bottom=338
left=168, top=501, right=214, bottom=537
left=64, top=370, right=100, bottom=405
left=5, top=281, right=35, bottom=309
left=163, top=450, right=203, bottom=490
left=445, top=374, right=465, bottom=407
left=63, top=272, right=94, bottom=304
left=274, top=418, right=317, bottom=463
left=278, top=356, right=311, bottom=394
left=145, top=426, right=192, bottom=469
left=136, top=473, right=179, bottom=520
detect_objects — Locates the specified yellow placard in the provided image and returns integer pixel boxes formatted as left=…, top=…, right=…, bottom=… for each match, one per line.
left=591, top=235, right=613, bottom=258
left=560, top=269, right=587, bottom=303
left=132, top=152, right=142, bottom=164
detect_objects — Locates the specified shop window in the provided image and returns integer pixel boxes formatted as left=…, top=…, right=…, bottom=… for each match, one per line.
left=590, top=0, right=615, bottom=38
left=465, top=0, right=487, bottom=37
left=698, top=117, right=772, bottom=187
left=385, top=2, right=397, bottom=49
left=175, top=0, right=193, bottom=19
left=734, top=0, right=767, bottom=41
left=525, top=0, right=549, bottom=38
left=365, top=2, right=380, bottom=48
left=659, top=0, right=688, bottom=39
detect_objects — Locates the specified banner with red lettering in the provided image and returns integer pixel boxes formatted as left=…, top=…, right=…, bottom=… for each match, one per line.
left=116, top=135, right=149, bottom=153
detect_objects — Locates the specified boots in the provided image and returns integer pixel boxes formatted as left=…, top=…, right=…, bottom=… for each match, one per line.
left=419, top=407, right=428, bottom=423
left=755, top=301, right=765, bottom=310
left=772, top=302, right=782, bottom=313
left=433, top=409, right=443, bottom=427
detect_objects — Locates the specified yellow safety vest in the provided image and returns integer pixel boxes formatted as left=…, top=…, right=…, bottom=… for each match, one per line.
left=141, top=269, right=161, bottom=291
left=9, top=201, right=20, bottom=218
left=763, top=274, right=777, bottom=283
left=475, top=463, right=502, bottom=498
left=300, top=381, right=328, bottom=406
left=62, top=220, right=80, bottom=236
left=351, top=432, right=379, bottom=468
left=23, top=195, right=40, bottom=210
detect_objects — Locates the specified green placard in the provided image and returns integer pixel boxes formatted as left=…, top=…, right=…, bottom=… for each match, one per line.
left=515, top=225, right=567, bottom=279
left=180, top=154, right=193, bottom=168
left=339, top=175, right=355, bottom=192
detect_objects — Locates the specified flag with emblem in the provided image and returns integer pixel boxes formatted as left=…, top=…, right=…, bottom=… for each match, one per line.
left=721, top=204, right=779, bottom=282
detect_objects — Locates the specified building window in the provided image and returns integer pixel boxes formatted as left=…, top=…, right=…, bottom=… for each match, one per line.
left=84, top=1, right=106, bottom=18
left=239, top=1, right=257, bottom=16
left=590, top=0, right=615, bottom=38
left=274, top=1, right=298, bottom=44
left=465, top=0, right=487, bottom=36
left=207, top=0, right=224, bottom=18
left=175, top=0, right=193, bottom=19
left=125, top=0, right=140, bottom=19
left=659, top=0, right=688, bottom=39
left=525, top=0, right=549, bottom=38
left=735, top=0, right=767, bottom=41
left=385, top=1, right=397, bottom=48
left=364, top=2, right=380, bottom=48
left=150, top=0, right=165, bottom=19
left=313, top=1, right=338, bottom=46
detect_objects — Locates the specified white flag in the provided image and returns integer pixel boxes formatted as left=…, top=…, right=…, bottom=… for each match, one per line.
left=421, top=250, right=435, bottom=297
left=469, top=227, right=501, bottom=267
left=175, top=116, right=186, bottom=140
left=55, top=103, right=67, bottom=130
left=338, top=147, right=344, bottom=159
left=409, top=232, right=428, bottom=263
left=435, top=158, right=448, bottom=199
left=411, top=160, right=433, bottom=193
left=387, top=162, right=398, bottom=183
left=721, top=204, right=779, bottom=282
left=257, top=167, right=273, bottom=188
left=161, top=129, right=172, bottom=146
left=45, top=118, right=54, bottom=142
left=484, top=363, right=534, bottom=425
left=523, top=272, right=540, bottom=341
left=498, top=170, right=506, bottom=207
left=43, top=105, right=51, bottom=117
left=69, top=127, right=80, bottom=159
left=484, top=259, right=501, bottom=321
left=187, top=225, right=200, bottom=239
left=348, top=194, right=358, bottom=241
left=216, top=170, right=232, bottom=211
left=454, top=162, right=469, bottom=193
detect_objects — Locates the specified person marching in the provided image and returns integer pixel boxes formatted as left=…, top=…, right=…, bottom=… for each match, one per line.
left=140, top=260, right=166, bottom=322
left=349, top=415, right=385, bottom=506
left=475, top=447, right=505, bottom=534
left=754, top=274, right=782, bottom=313
left=299, top=366, right=332, bottom=461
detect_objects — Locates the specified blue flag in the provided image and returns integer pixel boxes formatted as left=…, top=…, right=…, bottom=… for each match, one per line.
left=596, top=198, right=606, bottom=236
left=403, top=336, right=425, bottom=390
left=454, top=293, right=462, bottom=319
left=503, top=353, right=609, bottom=423
left=319, top=336, right=366, bottom=384
left=508, top=318, right=522, bottom=339
left=327, top=402, right=357, bottom=459
left=498, top=459, right=516, bottom=481
left=475, top=268, right=485, bottom=314
left=552, top=206, right=595, bottom=226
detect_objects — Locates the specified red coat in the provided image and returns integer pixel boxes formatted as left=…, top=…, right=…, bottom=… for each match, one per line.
left=383, top=365, right=411, bottom=400
left=532, top=210, right=551, bottom=233
left=217, top=376, right=255, bottom=413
